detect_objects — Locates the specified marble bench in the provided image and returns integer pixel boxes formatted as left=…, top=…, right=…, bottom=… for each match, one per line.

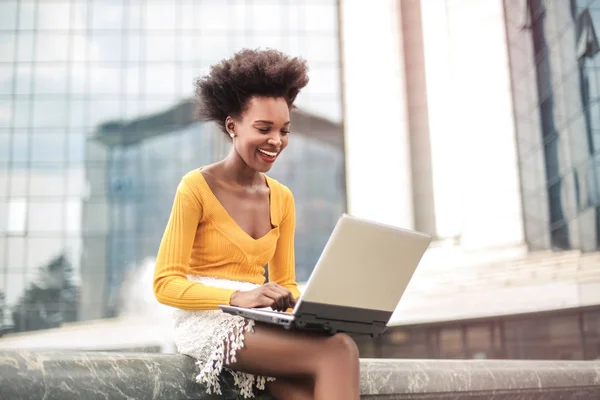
left=1, top=350, right=599, bottom=399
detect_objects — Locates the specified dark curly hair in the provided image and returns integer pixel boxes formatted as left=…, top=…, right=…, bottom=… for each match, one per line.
left=195, top=49, right=310, bottom=134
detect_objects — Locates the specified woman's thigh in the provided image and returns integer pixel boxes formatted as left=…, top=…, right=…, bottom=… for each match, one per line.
left=229, top=323, right=358, bottom=379
left=267, top=377, right=313, bottom=400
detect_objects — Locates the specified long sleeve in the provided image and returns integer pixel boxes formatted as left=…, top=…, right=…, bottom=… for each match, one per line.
left=268, top=186, right=301, bottom=300
left=153, top=181, right=236, bottom=310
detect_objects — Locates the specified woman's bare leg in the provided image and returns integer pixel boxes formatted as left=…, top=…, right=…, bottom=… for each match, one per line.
left=229, top=324, right=360, bottom=400
left=267, top=377, right=313, bottom=400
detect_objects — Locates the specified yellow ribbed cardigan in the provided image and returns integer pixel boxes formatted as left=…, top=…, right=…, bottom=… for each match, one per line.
left=153, top=169, right=300, bottom=310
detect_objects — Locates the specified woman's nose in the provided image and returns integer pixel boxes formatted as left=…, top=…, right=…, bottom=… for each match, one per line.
left=268, top=136, right=282, bottom=146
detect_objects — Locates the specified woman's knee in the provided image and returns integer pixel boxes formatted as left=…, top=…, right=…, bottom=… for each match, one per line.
left=325, top=333, right=359, bottom=360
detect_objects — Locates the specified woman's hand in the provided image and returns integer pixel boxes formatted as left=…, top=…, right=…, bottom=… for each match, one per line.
left=230, top=282, right=297, bottom=311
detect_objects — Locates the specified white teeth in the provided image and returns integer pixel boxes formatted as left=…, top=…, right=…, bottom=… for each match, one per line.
left=258, top=149, right=277, bottom=157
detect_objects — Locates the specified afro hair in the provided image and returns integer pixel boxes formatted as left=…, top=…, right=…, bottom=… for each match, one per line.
left=194, top=48, right=309, bottom=135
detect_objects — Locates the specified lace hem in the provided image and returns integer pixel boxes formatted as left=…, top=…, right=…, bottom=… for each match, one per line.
left=195, top=317, right=275, bottom=398
left=175, top=275, right=275, bottom=398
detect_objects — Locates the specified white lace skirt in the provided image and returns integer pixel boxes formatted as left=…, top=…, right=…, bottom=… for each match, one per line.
left=172, top=276, right=275, bottom=398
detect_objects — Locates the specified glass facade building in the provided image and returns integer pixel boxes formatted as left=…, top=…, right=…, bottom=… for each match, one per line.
left=504, top=0, right=600, bottom=252
left=0, top=0, right=345, bottom=329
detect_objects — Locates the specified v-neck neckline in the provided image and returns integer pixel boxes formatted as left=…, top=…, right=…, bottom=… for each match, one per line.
left=196, top=168, right=278, bottom=242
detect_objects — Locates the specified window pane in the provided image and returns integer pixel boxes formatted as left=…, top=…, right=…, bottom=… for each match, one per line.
left=0, top=67, right=13, bottom=96
left=179, top=1, right=196, bottom=30
left=30, top=131, right=67, bottom=165
left=10, top=130, right=28, bottom=165
left=146, top=1, right=177, bottom=30
left=143, top=35, right=176, bottom=62
left=0, top=200, right=6, bottom=232
left=69, top=63, right=88, bottom=94
left=12, top=99, right=31, bottom=128
left=306, top=35, right=338, bottom=63
left=0, top=238, right=6, bottom=271
left=32, top=98, right=67, bottom=128
left=584, top=311, right=600, bottom=359
left=8, top=165, right=28, bottom=196
left=66, top=167, right=85, bottom=198
left=7, top=198, right=27, bottom=235
left=0, top=130, right=9, bottom=164
left=92, top=33, right=123, bottom=62
left=304, top=3, right=337, bottom=33
left=71, top=0, right=89, bottom=31
left=91, top=0, right=124, bottom=30
left=195, top=2, right=228, bottom=32
left=67, top=132, right=85, bottom=166
left=16, top=32, right=34, bottom=62
left=467, top=324, right=493, bottom=359
left=34, top=64, right=69, bottom=94
left=306, top=66, right=340, bottom=98
left=27, top=200, right=63, bottom=233
left=5, top=268, right=25, bottom=310
left=36, top=34, right=70, bottom=62
left=28, top=167, right=66, bottom=197
left=37, top=1, right=71, bottom=31
left=178, top=65, right=196, bottom=97
left=198, top=35, right=233, bottom=65
left=124, top=66, right=141, bottom=96
left=548, top=315, right=582, bottom=360
left=247, top=3, right=283, bottom=33
left=178, top=35, right=195, bottom=63
left=71, top=34, right=90, bottom=62
left=68, top=100, right=87, bottom=129
left=124, top=33, right=142, bottom=63
left=0, top=33, right=15, bottom=62
left=89, top=66, right=122, bottom=95
left=0, top=99, right=13, bottom=128
left=0, top=1, right=18, bottom=31
left=144, top=64, right=177, bottom=95
left=439, top=328, right=464, bottom=359
left=65, top=198, right=81, bottom=234
left=15, top=64, right=33, bottom=95
left=18, top=1, right=36, bottom=30
left=126, top=0, right=143, bottom=30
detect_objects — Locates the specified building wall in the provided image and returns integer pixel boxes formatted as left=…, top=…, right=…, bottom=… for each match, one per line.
left=356, top=305, right=600, bottom=361
left=504, top=0, right=600, bottom=251
left=0, top=1, right=346, bottom=325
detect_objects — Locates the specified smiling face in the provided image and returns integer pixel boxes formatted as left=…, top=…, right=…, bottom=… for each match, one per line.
left=226, top=96, right=291, bottom=173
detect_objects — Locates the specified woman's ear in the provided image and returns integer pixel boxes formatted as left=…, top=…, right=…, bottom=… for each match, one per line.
left=225, top=116, right=236, bottom=138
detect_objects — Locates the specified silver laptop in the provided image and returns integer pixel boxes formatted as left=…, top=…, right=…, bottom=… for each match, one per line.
left=219, top=214, right=431, bottom=337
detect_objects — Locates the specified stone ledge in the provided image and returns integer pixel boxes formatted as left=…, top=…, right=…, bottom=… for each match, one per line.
left=1, top=351, right=599, bottom=399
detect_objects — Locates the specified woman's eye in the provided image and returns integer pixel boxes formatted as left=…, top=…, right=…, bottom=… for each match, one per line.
left=282, top=131, right=290, bottom=135
left=257, top=128, right=269, bottom=133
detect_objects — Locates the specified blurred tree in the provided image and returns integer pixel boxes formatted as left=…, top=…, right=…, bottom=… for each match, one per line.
left=11, top=253, right=80, bottom=333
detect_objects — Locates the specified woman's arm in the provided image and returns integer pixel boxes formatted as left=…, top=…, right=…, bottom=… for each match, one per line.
left=153, top=180, right=236, bottom=310
left=267, top=186, right=301, bottom=300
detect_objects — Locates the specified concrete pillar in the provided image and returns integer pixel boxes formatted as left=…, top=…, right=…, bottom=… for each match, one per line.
left=420, top=0, right=525, bottom=248
left=338, top=0, right=414, bottom=229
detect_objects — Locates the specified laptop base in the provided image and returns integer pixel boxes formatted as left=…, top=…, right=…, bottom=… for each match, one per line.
left=219, top=301, right=390, bottom=337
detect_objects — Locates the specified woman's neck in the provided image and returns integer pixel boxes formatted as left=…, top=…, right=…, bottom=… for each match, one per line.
left=221, top=150, right=263, bottom=187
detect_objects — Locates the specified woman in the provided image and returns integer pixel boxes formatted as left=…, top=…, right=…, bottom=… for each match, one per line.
left=153, top=49, right=360, bottom=400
